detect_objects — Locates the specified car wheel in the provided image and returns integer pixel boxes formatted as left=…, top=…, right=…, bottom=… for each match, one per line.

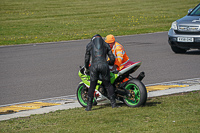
left=171, top=46, right=187, bottom=53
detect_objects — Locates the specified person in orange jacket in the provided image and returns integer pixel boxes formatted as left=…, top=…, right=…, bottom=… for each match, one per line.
left=105, top=34, right=130, bottom=71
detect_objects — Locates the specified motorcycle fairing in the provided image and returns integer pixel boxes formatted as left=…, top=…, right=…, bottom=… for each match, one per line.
left=118, top=61, right=141, bottom=76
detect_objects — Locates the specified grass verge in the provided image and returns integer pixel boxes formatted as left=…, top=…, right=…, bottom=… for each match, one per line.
left=0, top=91, right=199, bottom=133
left=0, top=0, right=199, bottom=45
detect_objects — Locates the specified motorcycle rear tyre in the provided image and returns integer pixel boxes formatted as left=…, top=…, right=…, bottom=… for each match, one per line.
left=123, top=79, right=147, bottom=107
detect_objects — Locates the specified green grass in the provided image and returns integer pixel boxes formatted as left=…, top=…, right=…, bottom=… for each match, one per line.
left=0, top=0, right=199, bottom=45
left=0, top=91, right=199, bottom=133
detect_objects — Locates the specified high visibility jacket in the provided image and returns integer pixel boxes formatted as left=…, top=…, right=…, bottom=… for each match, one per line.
left=111, top=42, right=129, bottom=70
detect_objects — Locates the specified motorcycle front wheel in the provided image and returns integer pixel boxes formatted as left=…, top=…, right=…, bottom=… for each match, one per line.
left=77, top=83, right=88, bottom=107
left=76, top=83, right=97, bottom=108
left=123, top=79, right=147, bottom=107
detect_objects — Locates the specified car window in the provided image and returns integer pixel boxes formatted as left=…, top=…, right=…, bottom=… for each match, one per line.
left=189, top=4, right=200, bottom=16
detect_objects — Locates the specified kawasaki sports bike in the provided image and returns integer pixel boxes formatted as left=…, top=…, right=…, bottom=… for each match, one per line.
left=76, top=61, right=147, bottom=107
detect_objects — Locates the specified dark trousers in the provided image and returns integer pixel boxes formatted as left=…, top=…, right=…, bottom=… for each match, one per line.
left=88, top=80, right=115, bottom=98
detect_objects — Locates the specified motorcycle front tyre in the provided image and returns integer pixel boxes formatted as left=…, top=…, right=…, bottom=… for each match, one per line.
left=76, top=83, right=97, bottom=108
left=123, top=79, right=147, bottom=107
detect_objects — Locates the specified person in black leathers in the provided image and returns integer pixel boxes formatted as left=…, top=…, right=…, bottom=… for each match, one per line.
left=84, top=34, right=117, bottom=111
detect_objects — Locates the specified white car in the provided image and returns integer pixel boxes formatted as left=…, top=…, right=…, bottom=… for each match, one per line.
left=168, top=3, right=200, bottom=53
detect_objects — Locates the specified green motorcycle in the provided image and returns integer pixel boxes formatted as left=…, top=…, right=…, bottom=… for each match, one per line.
left=77, top=61, right=147, bottom=107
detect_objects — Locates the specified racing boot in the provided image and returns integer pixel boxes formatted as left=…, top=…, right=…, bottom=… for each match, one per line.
left=110, top=94, right=117, bottom=108
left=85, top=97, right=93, bottom=111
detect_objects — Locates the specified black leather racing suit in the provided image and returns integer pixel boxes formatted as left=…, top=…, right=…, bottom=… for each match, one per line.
left=85, top=34, right=115, bottom=98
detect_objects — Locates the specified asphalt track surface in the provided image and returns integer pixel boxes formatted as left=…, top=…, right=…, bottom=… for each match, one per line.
left=1, top=32, right=200, bottom=105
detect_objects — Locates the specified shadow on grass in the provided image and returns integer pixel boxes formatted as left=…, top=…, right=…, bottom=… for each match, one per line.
left=145, top=101, right=162, bottom=107
left=91, top=103, right=125, bottom=110
left=91, top=101, right=161, bottom=111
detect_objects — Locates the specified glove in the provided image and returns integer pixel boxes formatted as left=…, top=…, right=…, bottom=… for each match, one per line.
left=84, top=67, right=90, bottom=75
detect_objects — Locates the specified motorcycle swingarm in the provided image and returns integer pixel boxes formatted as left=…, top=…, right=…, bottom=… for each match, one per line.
left=115, top=88, right=131, bottom=97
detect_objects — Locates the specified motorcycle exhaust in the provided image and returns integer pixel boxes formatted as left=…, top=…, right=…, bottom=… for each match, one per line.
left=136, top=72, right=145, bottom=81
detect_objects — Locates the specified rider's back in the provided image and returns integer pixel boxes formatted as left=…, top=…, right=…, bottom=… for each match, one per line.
left=91, top=37, right=108, bottom=64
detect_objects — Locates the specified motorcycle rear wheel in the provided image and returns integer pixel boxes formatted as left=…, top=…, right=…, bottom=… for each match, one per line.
left=123, top=79, right=147, bottom=107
